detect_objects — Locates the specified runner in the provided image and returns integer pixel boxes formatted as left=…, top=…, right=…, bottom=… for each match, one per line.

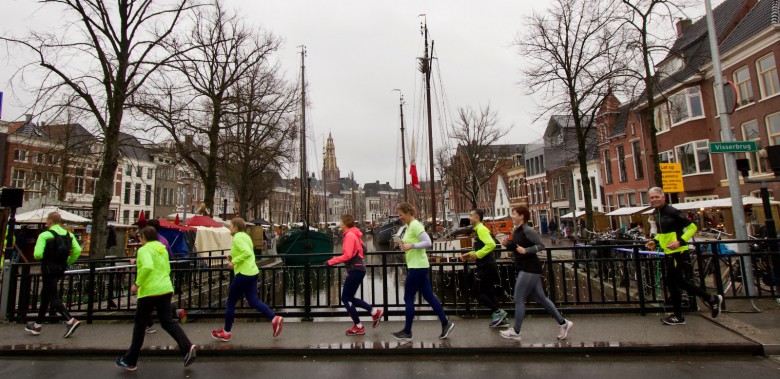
left=499, top=206, right=573, bottom=342
left=326, top=214, right=383, bottom=335
left=391, top=202, right=454, bottom=341
left=116, top=226, right=196, bottom=371
left=211, top=218, right=283, bottom=342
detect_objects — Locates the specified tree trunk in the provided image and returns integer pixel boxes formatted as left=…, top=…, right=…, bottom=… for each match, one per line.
left=89, top=115, right=122, bottom=258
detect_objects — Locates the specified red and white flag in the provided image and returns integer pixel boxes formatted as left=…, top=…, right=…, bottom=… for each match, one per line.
left=409, top=138, right=421, bottom=192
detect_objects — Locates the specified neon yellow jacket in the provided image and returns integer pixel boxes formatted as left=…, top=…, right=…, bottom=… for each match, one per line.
left=33, top=224, right=82, bottom=265
left=135, top=240, right=173, bottom=298
left=230, top=231, right=259, bottom=276
left=652, top=205, right=697, bottom=255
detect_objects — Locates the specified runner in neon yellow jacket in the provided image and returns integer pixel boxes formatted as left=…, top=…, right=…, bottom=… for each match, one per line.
left=134, top=239, right=173, bottom=298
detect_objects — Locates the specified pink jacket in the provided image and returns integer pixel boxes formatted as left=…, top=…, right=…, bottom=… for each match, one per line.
left=327, top=227, right=365, bottom=270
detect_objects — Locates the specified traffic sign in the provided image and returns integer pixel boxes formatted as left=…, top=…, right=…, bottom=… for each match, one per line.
left=709, top=141, right=758, bottom=153
left=660, top=163, right=684, bottom=193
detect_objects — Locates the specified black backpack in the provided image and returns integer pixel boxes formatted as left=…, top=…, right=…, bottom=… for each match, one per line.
left=45, top=231, right=72, bottom=266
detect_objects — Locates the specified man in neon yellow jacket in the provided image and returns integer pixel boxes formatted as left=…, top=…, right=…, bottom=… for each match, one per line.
left=116, top=226, right=195, bottom=371
left=646, top=187, right=722, bottom=325
left=25, top=212, right=82, bottom=338
left=211, top=217, right=283, bottom=342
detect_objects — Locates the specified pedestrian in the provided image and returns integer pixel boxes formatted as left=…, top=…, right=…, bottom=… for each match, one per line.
left=648, top=215, right=658, bottom=238
left=391, top=202, right=455, bottom=341
left=116, top=226, right=196, bottom=371
left=548, top=219, right=558, bottom=245
left=454, top=209, right=508, bottom=328
left=499, top=206, right=573, bottom=342
left=141, top=219, right=187, bottom=333
left=211, top=218, right=283, bottom=342
left=24, top=212, right=82, bottom=338
left=645, top=187, right=722, bottom=325
left=326, top=214, right=384, bottom=335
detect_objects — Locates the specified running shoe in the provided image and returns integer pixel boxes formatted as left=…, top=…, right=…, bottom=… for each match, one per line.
left=25, top=323, right=41, bottom=336
left=346, top=325, right=365, bottom=336
left=499, top=328, right=522, bottom=341
left=63, top=319, right=81, bottom=338
left=184, top=345, right=197, bottom=367
left=391, top=330, right=412, bottom=341
left=557, top=320, right=574, bottom=340
left=115, top=357, right=137, bottom=372
left=661, top=315, right=686, bottom=325
left=272, top=315, right=284, bottom=337
left=211, top=328, right=232, bottom=342
left=709, top=295, right=723, bottom=318
left=439, top=321, right=455, bottom=339
left=371, top=308, right=384, bottom=328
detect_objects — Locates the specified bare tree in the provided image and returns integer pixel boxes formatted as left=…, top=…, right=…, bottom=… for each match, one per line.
left=134, top=0, right=282, bottom=214
left=620, top=0, right=691, bottom=186
left=516, top=0, right=628, bottom=230
left=1, top=0, right=193, bottom=257
left=444, top=105, right=513, bottom=209
left=219, top=63, right=299, bottom=219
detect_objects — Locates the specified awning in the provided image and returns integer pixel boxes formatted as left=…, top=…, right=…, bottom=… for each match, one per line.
left=605, top=206, right=650, bottom=216
left=560, top=211, right=586, bottom=219
left=641, top=196, right=780, bottom=214
left=15, top=206, right=91, bottom=223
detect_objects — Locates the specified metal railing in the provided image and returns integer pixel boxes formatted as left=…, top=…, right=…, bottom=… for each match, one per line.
left=1, top=240, right=777, bottom=323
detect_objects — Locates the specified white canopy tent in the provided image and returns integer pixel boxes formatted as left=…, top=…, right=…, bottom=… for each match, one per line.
left=14, top=206, right=91, bottom=223
left=605, top=206, right=650, bottom=216
left=641, top=197, right=780, bottom=214
left=560, top=210, right=586, bottom=219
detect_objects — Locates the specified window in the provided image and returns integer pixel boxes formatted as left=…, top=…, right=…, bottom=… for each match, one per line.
left=733, top=66, right=754, bottom=106
left=145, top=185, right=152, bottom=206
left=631, top=141, right=644, bottom=179
left=659, top=150, right=674, bottom=163
left=628, top=193, right=637, bottom=206
left=34, top=153, right=45, bottom=164
left=576, top=179, right=583, bottom=200
left=156, top=188, right=162, bottom=206
left=675, top=140, right=712, bottom=175
left=47, top=174, right=59, bottom=198
left=124, top=182, right=131, bottom=204
left=654, top=104, right=671, bottom=133
left=552, top=178, right=559, bottom=200
left=640, top=191, right=649, bottom=205
left=125, top=163, right=132, bottom=175
left=28, top=173, right=43, bottom=199
left=617, top=145, right=627, bottom=182
left=136, top=166, right=142, bottom=178
left=618, top=193, right=627, bottom=207
left=559, top=178, right=566, bottom=200
left=668, top=87, right=704, bottom=125
left=74, top=177, right=84, bottom=194
left=768, top=112, right=780, bottom=145
left=14, top=149, right=27, bottom=162
left=590, top=177, right=597, bottom=199
left=603, top=150, right=613, bottom=184
left=147, top=168, right=153, bottom=180
left=133, top=210, right=140, bottom=222
left=123, top=210, right=130, bottom=225
left=10, top=169, right=25, bottom=188
left=134, top=183, right=141, bottom=205
left=742, top=120, right=767, bottom=175
left=757, top=54, right=779, bottom=98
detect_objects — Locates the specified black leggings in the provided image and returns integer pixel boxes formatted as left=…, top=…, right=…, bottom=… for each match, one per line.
left=470, top=265, right=501, bottom=312
left=123, top=293, right=192, bottom=366
left=664, top=252, right=712, bottom=317
left=36, top=272, right=72, bottom=324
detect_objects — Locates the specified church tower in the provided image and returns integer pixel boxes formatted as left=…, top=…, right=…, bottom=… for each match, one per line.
left=323, top=132, right=341, bottom=193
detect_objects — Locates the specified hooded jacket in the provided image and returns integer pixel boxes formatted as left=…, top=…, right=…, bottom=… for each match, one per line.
left=230, top=231, right=259, bottom=276
left=135, top=240, right=174, bottom=298
left=327, top=226, right=365, bottom=271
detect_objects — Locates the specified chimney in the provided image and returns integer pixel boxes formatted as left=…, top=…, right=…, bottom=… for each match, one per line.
left=676, top=19, right=692, bottom=37
left=25, top=114, right=33, bottom=124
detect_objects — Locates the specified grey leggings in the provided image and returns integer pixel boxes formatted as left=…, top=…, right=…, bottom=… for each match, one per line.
left=512, top=271, right=565, bottom=332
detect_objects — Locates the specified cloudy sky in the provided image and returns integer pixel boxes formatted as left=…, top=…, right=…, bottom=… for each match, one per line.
left=0, top=0, right=719, bottom=189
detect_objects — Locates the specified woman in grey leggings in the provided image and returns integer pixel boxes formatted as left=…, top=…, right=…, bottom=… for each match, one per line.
left=499, top=206, right=573, bottom=342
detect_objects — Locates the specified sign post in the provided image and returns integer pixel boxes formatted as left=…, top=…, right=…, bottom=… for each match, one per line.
left=709, top=141, right=758, bottom=153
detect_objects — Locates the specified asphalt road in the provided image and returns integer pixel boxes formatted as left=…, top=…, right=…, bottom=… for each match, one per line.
left=2, top=354, right=779, bottom=379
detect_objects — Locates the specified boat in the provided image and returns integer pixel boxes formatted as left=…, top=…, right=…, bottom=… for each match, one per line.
left=277, top=47, right=334, bottom=266
left=371, top=215, right=401, bottom=247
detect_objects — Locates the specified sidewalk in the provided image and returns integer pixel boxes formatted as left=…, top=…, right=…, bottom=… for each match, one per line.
left=1, top=299, right=778, bottom=357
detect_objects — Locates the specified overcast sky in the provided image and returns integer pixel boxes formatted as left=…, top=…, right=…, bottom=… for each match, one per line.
left=1, top=0, right=721, bottom=190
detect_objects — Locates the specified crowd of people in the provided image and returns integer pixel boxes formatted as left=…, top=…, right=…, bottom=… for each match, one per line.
left=21, top=190, right=728, bottom=371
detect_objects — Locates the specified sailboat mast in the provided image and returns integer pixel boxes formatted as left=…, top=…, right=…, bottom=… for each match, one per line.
left=422, top=21, right=437, bottom=235
left=397, top=91, right=408, bottom=202
left=300, top=46, right=308, bottom=228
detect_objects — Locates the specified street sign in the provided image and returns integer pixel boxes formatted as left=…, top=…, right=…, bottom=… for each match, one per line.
left=723, top=81, right=738, bottom=114
left=709, top=141, right=758, bottom=153
left=660, top=163, right=684, bottom=193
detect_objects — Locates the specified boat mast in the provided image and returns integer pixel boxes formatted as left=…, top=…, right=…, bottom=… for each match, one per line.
left=299, top=46, right=308, bottom=229
left=421, top=19, right=437, bottom=235
left=394, top=89, right=408, bottom=202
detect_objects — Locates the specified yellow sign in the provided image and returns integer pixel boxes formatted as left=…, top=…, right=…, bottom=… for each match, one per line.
left=660, top=163, right=684, bottom=193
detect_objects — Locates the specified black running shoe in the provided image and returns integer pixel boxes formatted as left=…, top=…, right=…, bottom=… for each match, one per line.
left=710, top=295, right=723, bottom=318
left=661, top=315, right=686, bottom=325
left=391, top=330, right=412, bottom=341
left=439, top=321, right=455, bottom=339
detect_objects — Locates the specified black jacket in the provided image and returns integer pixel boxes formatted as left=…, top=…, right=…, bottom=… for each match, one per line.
left=504, top=224, right=545, bottom=274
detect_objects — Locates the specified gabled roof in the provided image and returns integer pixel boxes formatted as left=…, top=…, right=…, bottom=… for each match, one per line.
left=363, top=180, right=395, bottom=196
left=118, top=132, right=153, bottom=162
left=43, top=124, right=98, bottom=154
left=666, top=0, right=749, bottom=56
left=720, top=0, right=780, bottom=52
left=8, top=120, right=47, bottom=138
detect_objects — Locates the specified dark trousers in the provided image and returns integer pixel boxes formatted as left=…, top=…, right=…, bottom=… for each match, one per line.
left=664, top=252, right=712, bottom=317
left=341, top=270, right=372, bottom=324
left=123, top=293, right=192, bottom=366
left=36, top=272, right=72, bottom=324
left=470, top=265, right=501, bottom=313
left=224, top=273, right=274, bottom=332
left=403, top=268, right=448, bottom=333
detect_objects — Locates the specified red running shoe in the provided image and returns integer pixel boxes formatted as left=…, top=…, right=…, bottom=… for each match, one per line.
left=272, top=316, right=284, bottom=337
left=346, top=325, right=365, bottom=336
left=211, top=328, right=232, bottom=342
left=371, top=309, right=384, bottom=328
